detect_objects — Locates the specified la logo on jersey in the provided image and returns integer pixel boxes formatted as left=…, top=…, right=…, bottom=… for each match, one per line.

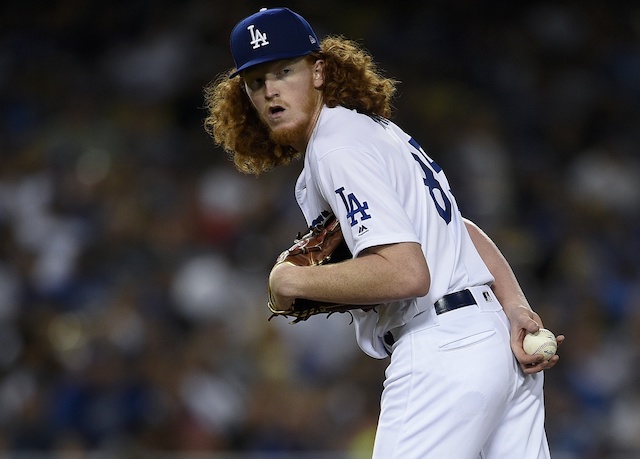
left=247, top=24, right=269, bottom=49
left=335, top=187, right=371, bottom=228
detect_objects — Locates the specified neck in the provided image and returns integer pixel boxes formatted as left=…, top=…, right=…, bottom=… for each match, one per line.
left=291, top=95, right=324, bottom=153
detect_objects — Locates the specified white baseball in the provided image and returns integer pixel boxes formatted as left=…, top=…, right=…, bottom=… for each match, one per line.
left=523, top=328, right=557, bottom=361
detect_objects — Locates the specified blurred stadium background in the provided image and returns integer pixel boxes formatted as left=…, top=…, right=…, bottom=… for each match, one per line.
left=1, top=1, right=639, bottom=458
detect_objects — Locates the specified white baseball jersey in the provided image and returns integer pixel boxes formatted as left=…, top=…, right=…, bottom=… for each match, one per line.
left=296, top=105, right=494, bottom=359
left=296, top=105, right=550, bottom=458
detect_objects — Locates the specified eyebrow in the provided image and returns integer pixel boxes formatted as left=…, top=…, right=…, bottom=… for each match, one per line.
left=245, top=57, right=306, bottom=76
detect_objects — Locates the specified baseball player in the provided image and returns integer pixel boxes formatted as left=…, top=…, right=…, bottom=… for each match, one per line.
left=204, top=7, right=564, bottom=458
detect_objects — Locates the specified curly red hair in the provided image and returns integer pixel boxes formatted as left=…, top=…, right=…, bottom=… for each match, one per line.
left=203, top=36, right=398, bottom=175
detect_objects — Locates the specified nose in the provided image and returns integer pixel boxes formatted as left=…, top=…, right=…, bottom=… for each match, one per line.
left=264, top=79, right=279, bottom=99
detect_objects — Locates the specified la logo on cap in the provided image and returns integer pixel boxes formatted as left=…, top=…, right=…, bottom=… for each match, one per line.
left=248, top=24, right=269, bottom=49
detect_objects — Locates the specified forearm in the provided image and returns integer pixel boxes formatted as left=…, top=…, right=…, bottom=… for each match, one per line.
left=463, top=219, right=532, bottom=315
left=270, top=241, right=430, bottom=305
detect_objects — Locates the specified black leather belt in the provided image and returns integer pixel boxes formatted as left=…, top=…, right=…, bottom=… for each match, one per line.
left=434, top=289, right=476, bottom=315
left=384, top=289, right=477, bottom=353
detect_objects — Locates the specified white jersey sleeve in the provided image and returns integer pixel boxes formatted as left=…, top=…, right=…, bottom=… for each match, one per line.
left=312, top=144, right=420, bottom=258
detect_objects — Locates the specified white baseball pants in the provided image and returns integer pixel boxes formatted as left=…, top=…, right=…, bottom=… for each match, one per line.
left=373, top=286, right=550, bottom=459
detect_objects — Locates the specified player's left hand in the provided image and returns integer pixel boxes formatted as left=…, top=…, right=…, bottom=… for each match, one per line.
left=508, top=305, right=565, bottom=374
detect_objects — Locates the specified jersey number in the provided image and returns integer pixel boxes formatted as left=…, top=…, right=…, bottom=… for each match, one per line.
left=409, top=138, right=452, bottom=224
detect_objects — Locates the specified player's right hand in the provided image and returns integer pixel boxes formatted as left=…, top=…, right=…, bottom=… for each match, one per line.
left=508, top=306, right=565, bottom=374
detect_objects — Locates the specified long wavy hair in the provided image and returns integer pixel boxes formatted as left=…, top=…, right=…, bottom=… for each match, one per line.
left=203, top=36, right=398, bottom=175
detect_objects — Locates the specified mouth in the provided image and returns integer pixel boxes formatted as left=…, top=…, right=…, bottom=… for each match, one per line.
left=267, top=105, right=285, bottom=120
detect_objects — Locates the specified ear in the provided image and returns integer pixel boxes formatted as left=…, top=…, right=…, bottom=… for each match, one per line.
left=312, top=60, right=325, bottom=89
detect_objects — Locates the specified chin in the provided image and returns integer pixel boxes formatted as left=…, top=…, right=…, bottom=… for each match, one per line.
left=270, top=124, right=305, bottom=147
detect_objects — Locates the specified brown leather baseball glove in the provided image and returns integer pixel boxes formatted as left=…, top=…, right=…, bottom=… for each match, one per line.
left=267, top=214, right=375, bottom=323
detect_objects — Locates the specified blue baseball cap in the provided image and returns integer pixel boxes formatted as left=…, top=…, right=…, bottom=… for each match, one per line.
left=229, top=7, right=321, bottom=78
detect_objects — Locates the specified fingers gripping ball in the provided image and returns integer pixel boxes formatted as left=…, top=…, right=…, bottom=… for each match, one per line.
left=523, top=328, right=558, bottom=361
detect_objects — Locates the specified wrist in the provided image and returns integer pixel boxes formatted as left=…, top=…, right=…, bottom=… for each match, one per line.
left=502, top=302, right=531, bottom=319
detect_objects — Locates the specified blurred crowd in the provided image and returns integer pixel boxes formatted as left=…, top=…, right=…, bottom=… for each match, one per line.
left=1, top=1, right=639, bottom=458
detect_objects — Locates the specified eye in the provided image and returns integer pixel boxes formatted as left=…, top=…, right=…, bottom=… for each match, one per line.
left=275, top=66, right=292, bottom=78
left=246, top=77, right=264, bottom=92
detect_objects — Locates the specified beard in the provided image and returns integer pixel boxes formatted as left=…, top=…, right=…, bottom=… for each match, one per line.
left=269, top=120, right=308, bottom=150
left=267, top=94, right=320, bottom=152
